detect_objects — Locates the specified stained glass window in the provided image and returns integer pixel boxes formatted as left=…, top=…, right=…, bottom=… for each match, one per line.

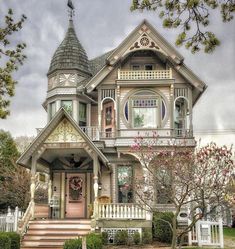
left=62, top=100, right=73, bottom=116
left=118, top=166, right=133, bottom=203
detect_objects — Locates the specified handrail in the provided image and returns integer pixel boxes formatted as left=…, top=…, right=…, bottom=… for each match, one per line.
left=18, top=201, right=32, bottom=236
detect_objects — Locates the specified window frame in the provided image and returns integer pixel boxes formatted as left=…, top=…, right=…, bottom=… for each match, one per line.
left=61, top=100, right=73, bottom=116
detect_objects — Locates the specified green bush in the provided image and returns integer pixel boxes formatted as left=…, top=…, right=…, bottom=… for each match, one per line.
left=114, top=230, right=128, bottom=245
left=132, top=231, right=140, bottom=245
left=0, top=233, right=11, bottom=249
left=5, top=232, right=20, bottom=249
left=86, top=233, right=102, bottom=249
left=142, top=228, right=152, bottom=244
left=153, top=211, right=174, bottom=243
left=101, top=231, right=108, bottom=245
left=63, top=238, right=82, bottom=249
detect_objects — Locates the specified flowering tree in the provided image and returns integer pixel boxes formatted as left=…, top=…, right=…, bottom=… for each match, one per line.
left=131, top=134, right=234, bottom=249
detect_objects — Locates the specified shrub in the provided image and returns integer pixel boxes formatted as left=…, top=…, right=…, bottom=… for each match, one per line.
left=0, top=233, right=11, bottom=249
left=114, top=230, right=128, bottom=245
left=86, top=233, right=102, bottom=249
left=63, top=238, right=82, bottom=249
left=5, top=232, right=20, bottom=249
left=132, top=231, right=140, bottom=245
left=142, top=228, right=152, bottom=244
left=101, top=231, right=108, bottom=245
left=152, top=211, right=174, bottom=243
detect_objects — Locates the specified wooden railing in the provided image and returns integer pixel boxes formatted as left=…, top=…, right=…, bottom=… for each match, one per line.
left=174, top=129, right=193, bottom=138
left=80, top=126, right=100, bottom=141
left=98, top=203, right=146, bottom=220
left=18, top=201, right=33, bottom=235
left=118, top=69, right=172, bottom=80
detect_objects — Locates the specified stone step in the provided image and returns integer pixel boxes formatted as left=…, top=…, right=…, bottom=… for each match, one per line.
left=21, top=241, right=65, bottom=247
left=29, top=219, right=91, bottom=224
left=23, top=234, right=87, bottom=240
left=26, top=229, right=90, bottom=235
left=28, top=224, right=91, bottom=229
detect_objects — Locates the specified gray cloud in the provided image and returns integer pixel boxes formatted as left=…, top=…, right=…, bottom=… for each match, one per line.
left=0, top=0, right=234, bottom=136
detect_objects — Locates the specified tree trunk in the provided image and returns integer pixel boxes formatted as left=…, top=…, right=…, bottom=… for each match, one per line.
left=171, top=215, right=177, bottom=249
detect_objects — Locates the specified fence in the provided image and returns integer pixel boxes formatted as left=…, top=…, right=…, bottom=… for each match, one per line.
left=0, top=207, right=24, bottom=232
left=188, top=218, right=224, bottom=248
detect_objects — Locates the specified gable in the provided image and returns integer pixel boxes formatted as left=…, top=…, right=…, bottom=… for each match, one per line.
left=85, top=20, right=206, bottom=104
left=45, top=118, right=85, bottom=143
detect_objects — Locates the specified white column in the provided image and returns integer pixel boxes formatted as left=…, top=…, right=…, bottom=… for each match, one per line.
left=219, top=217, right=224, bottom=248
left=30, top=155, right=37, bottom=218
left=48, top=179, right=52, bottom=204
left=73, top=99, right=78, bottom=122
left=93, top=155, right=99, bottom=220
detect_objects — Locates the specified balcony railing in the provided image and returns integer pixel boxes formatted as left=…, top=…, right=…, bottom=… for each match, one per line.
left=98, top=203, right=147, bottom=220
left=118, top=68, right=172, bottom=80
left=80, top=127, right=193, bottom=141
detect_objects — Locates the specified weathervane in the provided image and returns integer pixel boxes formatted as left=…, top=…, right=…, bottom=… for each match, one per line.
left=67, top=0, right=75, bottom=20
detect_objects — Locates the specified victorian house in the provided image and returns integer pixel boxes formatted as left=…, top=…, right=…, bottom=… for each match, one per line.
left=17, top=12, right=206, bottom=248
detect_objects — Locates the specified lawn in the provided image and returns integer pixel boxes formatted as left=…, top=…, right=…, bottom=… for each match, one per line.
left=224, top=227, right=235, bottom=239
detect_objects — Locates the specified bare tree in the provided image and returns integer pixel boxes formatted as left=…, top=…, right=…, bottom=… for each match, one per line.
left=131, top=134, right=234, bottom=249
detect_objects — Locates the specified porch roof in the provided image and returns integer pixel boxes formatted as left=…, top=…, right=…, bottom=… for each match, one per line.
left=17, top=108, right=109, bottom=169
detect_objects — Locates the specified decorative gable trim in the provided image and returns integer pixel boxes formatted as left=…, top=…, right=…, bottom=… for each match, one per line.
left=17, top=108, right=109, bottom=168
left=45, top=118, right=85, bottom=143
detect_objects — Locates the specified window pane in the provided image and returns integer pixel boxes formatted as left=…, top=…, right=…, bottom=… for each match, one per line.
left=79, top=102, right=86, bottom=126
left=133, top=107, right=157, bottom=128
left=62, top=100, right=73, bottom=115
left=132, top=65, right=140, bottom=70
left=145, top=64, right=153, bottom=70
left=118, top=166, right=133, bottom=203
left=50, top=102, right=56, bottom=119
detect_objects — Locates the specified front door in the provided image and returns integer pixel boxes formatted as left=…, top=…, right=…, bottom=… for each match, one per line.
left=66, top=173, right=86, bottom=218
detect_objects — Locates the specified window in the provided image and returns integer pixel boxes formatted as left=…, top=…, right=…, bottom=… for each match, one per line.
left=132, top=98, right=158, bottom=128
left=79, top=102, right=87, bottom=126
left=132, top=65, right=140, bottom=70
left=105, top=106, right=112, bottom=126
left=118, top=166, right=133, bottom=203
left=61, top=100, right=73, bottom=115
left=145, top=64, right=153, bottom=70
left=49, top=102, right=56, bottom=120
left=123, top=91, right=167, bottom=128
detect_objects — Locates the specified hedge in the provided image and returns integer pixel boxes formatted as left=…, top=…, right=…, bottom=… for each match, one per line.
left=0, top=233, right=11, bottom=249
left=152, top=211, right=174, bottom=243
left=0, top=232, right=20, bottom=249
left=63, top=233, right=102, bottom=249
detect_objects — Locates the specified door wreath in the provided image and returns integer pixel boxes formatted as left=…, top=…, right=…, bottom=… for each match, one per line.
left=69, top=176, right=83, bottom=202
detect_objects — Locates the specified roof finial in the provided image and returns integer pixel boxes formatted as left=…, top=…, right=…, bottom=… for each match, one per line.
left=67, top=0, right=75, bottom=20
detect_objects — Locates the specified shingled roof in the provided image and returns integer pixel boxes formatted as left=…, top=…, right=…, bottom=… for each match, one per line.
left=48, top=20, right=91, bottom=76
left=89, top=50, right=114, bottom=76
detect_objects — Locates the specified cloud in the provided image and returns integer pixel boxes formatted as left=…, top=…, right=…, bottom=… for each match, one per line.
left=0, top=0, right=234, bottom=136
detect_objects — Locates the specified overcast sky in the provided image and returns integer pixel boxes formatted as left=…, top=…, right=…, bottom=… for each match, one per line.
left=0, top=0, right=234, bottom=137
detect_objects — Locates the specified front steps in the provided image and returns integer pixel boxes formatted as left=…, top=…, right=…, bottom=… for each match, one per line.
left=20, top=219, right=91, bottom=249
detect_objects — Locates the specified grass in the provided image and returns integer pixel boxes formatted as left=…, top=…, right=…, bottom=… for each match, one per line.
left=224, top=227, right=235, bottom=238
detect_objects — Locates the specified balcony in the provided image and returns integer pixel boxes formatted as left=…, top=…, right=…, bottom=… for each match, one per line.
left=117, top=68, right=172, bottom=80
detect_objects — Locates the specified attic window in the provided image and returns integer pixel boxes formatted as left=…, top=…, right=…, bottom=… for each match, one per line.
left=145, top=64, right=153, bottom=70
left=132, top=65, right=140, bottom=70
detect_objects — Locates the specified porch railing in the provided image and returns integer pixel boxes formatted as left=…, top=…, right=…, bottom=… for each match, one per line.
left=98, top=203, right=146, bottom=220
left=118, top=69, right=172, bottom=80
left=80, top=126, right=100, bottom=141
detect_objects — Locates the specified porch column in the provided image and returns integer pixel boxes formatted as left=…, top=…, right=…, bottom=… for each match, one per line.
left=93, top=155, right=99, bottom=220
left=170, top=83, right=174, bottom=135
left=30, top=155, right=37, bottom=218
left=48, top=174, right=52, bottom=204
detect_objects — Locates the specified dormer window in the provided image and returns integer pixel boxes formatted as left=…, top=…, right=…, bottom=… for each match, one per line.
left=61, top=100, right=73, bottom=116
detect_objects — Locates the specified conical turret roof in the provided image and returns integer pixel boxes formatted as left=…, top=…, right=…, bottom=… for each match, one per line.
left=48, top=20, right=91, bottom=76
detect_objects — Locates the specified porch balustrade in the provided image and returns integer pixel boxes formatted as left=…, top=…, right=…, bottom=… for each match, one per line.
left=98, top=203, right=146, bottom=220
left=118, top=68, right=172, bottom=80
left=80, top=126, right=100, bottom=140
